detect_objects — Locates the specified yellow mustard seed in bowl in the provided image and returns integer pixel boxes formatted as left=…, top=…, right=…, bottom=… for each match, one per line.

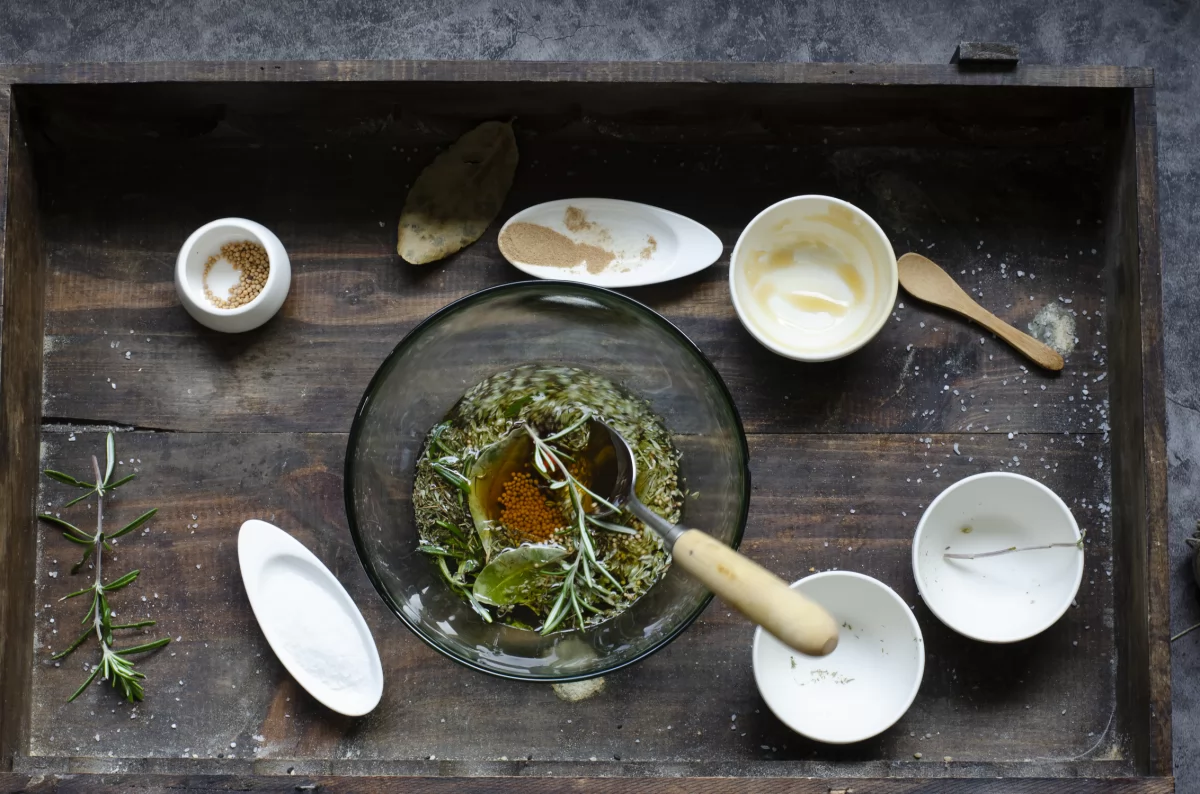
left=203, top=240, right=270, bottom=309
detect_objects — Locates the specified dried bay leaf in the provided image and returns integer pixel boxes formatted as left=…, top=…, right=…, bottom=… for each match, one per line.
left=473, top=544, right=569, bottom=607
left=397, top=120, right=518, bottom=264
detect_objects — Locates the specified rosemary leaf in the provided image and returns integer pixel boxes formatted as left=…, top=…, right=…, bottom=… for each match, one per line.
left=108, top=509, right=157, bottom=540
left=63, top=490, right=95, bottom=508
left=67, top=665, right=102, bottom=702
left=39, top=513, right=90, bottom=540
left=106, top=473, right=137, bottom=491
left=104, top=570, right=140, bottom=592
left=44, top=469, right=92, bottom=489
left=117, top=637, right=171, bottom=655
left=52, top=627, right=94, bottom=660
left=104, top=433, right=115, bottom=486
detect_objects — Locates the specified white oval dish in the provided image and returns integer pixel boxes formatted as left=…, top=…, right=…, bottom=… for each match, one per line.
left=497, top=198, right=723, bottom=288
left=729, top=195, right=897, bottom=362
left=912, top=472, right=1084, bottom=643
left=176, top=218, right=291, bottom=333
left=238, top=519, right=383, bottom=716
left=752, top=571, right=923, bottom=744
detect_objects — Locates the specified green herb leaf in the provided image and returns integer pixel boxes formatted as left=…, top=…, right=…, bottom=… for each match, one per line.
left=104, top=570, right=140, bottom=592
left=53, top=627, right=94, bottom=660
left=116, top=637, right=171, bottom=656
left=502, top=394, right=533, bottom=418
left=108, top=509, right=157, bottom=540
left=473, top=544, right=570, bottom=607
left=105, top=433, right=115, bottom=486
left=63, top=490, right=95, bottom=508
left=430, top=461, right=470, bottom=494
left=107, top=473, right=136, bottom=490
left=67, top=664, right=102, bottom=702
left=44, top=469, right=93, bottom=489
left=40, top=513, right=90, bottom=540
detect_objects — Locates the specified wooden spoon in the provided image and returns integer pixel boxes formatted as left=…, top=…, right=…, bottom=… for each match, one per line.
left=897, top=253, right=1064, bottom=371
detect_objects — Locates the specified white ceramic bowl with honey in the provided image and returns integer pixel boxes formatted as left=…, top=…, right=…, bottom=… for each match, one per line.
left=729, top=196, right=897, bottom=362
left=176, top=218, right=291, bottom=333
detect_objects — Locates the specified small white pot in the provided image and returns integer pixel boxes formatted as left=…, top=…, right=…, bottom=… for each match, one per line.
left=176, top=218, right=291, bottom=333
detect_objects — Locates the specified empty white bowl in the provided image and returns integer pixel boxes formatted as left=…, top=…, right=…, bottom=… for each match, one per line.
left=729, top=195, right=897, bottom=362
left=912, top=472, right=1084, bottom=643
left=753, top=572, right=924, bottom=744
left=176, top=218, right=291, bottom=333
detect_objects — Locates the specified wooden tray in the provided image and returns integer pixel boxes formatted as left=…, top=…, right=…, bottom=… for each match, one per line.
left=0, top=61, right=1169, bottom=793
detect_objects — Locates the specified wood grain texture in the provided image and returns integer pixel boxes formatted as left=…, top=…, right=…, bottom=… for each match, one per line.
left=0, top=772, right=1177, bottom=794
left=0, top=60, right=1155, bottom=88
left=24, top=431, right=1118, bottom=773
left=1132, top=86, right=1171, bottom=778
left=29, top=97, right=1112, bottom=435
left=0, top=90, right=46, bottom=771
left=1106, top=88, right=1171, bottom=779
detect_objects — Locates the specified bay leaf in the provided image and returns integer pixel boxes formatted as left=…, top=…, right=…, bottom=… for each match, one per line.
left=397, top=120, right=518, bottom=265
left=467, top=427, right=532, bottom=562
left=473, top=543, right=569, bottom=607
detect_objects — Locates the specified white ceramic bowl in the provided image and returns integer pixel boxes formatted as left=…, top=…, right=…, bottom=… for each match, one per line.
left=912, top=472, right=1084, bottom=643
left=752, top=572, right=924, bottom=744
left=176, top=218, right=291, bottom=333
left=729, top=195, right=897, bottom=362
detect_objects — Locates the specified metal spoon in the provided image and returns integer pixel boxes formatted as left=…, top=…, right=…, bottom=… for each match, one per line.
left=591, top=419, right=839, bottom=657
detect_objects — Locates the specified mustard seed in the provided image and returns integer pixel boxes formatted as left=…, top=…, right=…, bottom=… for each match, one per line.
left=202, top=241, right=270, bottom=309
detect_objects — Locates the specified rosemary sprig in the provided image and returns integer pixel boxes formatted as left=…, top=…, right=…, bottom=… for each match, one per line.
left=525, top=423, right=630, bottom=634
left=40, top=432, right=170, bottom=703
left=943, top=533, right=1086, bottom=560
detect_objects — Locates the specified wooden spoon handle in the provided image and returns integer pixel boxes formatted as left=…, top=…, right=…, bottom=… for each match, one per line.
left=954, top=301, right=1064, bottom=371
left=672, top=529, right=839, bottom=656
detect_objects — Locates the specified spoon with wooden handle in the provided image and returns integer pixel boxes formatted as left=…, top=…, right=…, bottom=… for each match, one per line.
left=591, top=420, right=839, bottom=657
left=897, top=253, right=1064, bottom=371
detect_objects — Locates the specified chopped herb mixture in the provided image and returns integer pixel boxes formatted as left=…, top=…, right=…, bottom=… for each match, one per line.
left=413, top=365, right=683, bottom=633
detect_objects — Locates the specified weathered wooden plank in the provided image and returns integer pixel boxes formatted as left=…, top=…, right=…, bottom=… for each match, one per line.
left=0, top=60, right=1155, bottom=89
left=1132, top=87, right=1171, bottom=776
left=27, top=431, right=1116, bottom=771
left=1107, top=88, right=1170, bottom=778
left=0, top=771, right=1177, bottom=794
left=0, top=90, right=47, bottom=771
left=37, top=137, right=1110, bottom=435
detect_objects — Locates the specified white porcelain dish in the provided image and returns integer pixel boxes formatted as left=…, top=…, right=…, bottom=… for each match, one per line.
left=912, top=472, right=1085, bottom=643
left=752, top=571, right=923, bottom=744
left=176, top=218, right=291, bottom=333
left=238, top=519, right=383, bottom=716
left=497, top=198, right=722, bottom=288
left=729, top=195, right=897, bottom=362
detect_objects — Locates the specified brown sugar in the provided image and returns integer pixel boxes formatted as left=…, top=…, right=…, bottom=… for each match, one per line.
left=640, top=235, right=658, bottom=260
left=498, top=222, right=616, bottom=274
left=564, top=205, right=596, bottom=233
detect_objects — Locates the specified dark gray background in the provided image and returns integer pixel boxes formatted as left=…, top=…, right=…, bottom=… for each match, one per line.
left=2, top=0, right=1197, bottom=789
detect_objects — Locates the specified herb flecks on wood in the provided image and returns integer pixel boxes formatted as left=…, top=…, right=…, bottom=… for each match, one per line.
left=40, top=432, right=170, bottom=702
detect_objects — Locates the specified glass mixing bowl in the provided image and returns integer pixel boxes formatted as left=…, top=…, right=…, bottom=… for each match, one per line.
left=345, top=281, right=750, bottom=681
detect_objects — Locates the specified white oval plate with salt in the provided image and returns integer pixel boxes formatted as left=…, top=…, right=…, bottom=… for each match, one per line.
left=498, top=198, right=723, bottom=288
left=238, top=519, right=383, bottom=716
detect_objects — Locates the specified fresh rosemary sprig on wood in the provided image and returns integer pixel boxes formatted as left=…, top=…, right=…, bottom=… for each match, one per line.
left=40, top=432, right=170, bottom=703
